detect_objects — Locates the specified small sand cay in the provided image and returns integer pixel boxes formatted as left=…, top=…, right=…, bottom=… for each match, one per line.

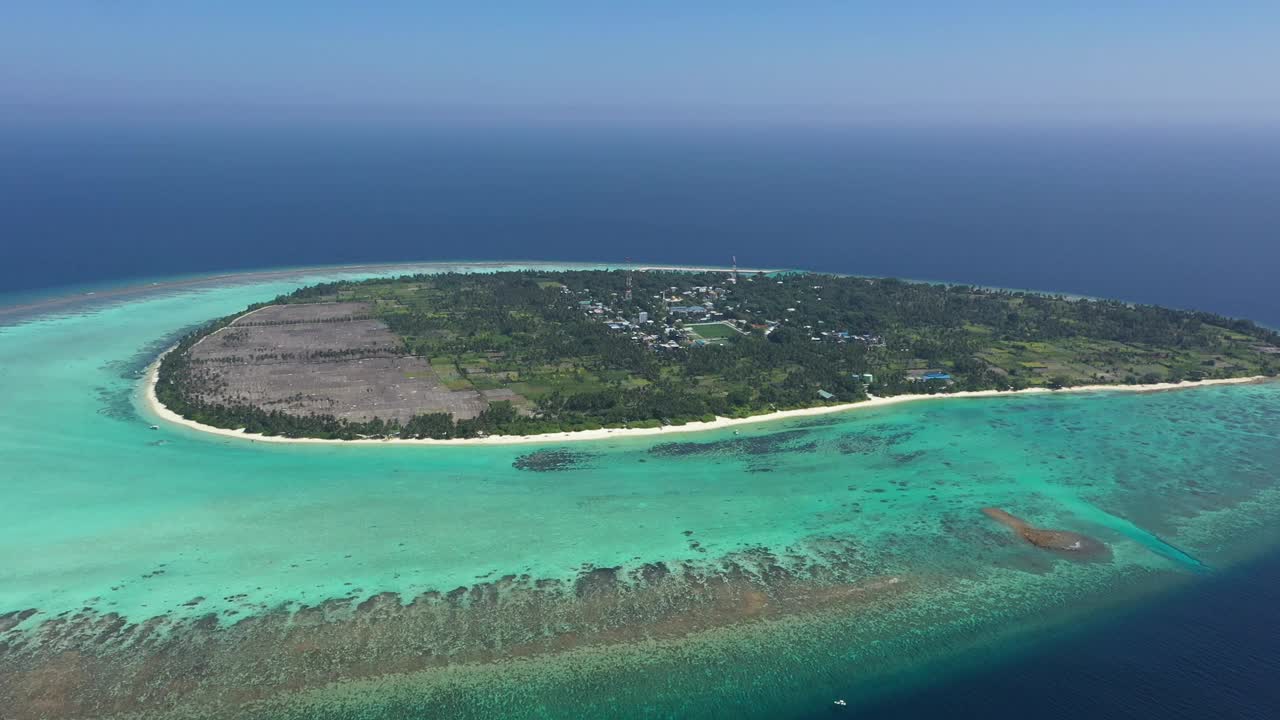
left=983, top=508, right=1112, bottom=561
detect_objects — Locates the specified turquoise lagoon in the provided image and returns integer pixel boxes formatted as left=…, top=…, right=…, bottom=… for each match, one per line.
left=2, top=264, right=1279, bottom=719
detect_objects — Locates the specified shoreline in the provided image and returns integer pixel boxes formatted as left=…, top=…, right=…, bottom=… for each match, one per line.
left=142, top=355, right=1270, bottom=446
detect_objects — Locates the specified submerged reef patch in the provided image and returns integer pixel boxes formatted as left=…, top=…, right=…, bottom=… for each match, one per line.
left=982, top=508, right=1112, bottom=561
left=0, top=609, right=38, bottom=633
left=0, top=538, right=909, bottom=720
left=784, top=415, right=848, bottom=430
left=648, top=429, right=817, bottom=458
left=100, top=327, right=200, bottom=382
left=512, top=448, right=600, bottom=472
left=835, top=426, right=915, bottom=455
left=94, top=385, right=138, bottom=422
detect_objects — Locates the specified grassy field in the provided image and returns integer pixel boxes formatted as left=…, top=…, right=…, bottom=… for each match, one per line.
left=687, top=322, right=740, bottom=340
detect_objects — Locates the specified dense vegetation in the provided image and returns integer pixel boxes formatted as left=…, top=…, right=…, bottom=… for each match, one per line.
left=158, top=270, right=1280, bottom=439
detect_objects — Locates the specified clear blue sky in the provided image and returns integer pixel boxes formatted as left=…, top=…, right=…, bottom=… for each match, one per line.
left=4, top=2, right=1279, bottom=128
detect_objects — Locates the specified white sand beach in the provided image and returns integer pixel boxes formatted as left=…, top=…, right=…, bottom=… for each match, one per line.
left=142, top=354, right=1269, bottom=447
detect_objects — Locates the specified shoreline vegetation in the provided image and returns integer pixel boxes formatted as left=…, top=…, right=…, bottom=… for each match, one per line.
left=149, top=268, right=1280, bottom=443
left=145, top=356, right=1269, bottom=446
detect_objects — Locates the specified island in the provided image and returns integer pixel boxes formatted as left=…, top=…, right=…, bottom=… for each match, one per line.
left=153, top=269, right=1280, bottom=440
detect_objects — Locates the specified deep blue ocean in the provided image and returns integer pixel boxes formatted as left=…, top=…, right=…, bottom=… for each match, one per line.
left=2, top=125, right=1278, bottom=718
left=2, top=125, right=1279, bottom=326
left=850, top=549, right=1280, bottom=720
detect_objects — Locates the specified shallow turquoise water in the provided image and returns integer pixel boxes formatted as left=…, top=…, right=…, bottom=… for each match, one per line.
left=2, top=264, right=1279, bottom=719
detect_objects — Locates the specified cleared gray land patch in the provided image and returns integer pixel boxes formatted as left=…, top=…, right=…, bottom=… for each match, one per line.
left=187, top=303, right=489, bottom=423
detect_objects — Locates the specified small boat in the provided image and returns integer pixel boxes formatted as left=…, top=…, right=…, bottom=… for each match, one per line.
left=148, top=425, right=160, bottom=430
left=833, top=699, right=847, bottom=706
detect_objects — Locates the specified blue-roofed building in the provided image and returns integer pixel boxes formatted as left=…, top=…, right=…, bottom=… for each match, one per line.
left=907, top=369, right=954, bottom=382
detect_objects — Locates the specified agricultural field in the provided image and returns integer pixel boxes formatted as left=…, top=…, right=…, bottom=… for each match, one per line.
left=182, top=302, right=488, bottom=423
